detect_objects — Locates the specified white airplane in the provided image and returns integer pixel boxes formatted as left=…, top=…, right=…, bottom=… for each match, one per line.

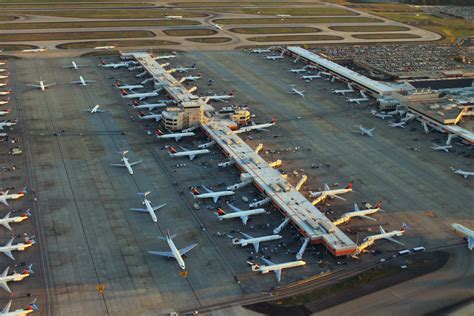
left=388, top=121, right=406, bottom=129
left=200, top=90, right=235, bottom=103
left=371, top=110, right=393, bottom=120
left=309, top=182, right=353, bottom=204
left=21, top=48, right=46, bottom=53
left=148, top=230, right=197, bottom=270
left=249, top=258, right=306, bottom=282
left=215, top=203, right=266, bottom=225
left=99, top=60, right=129, bottom=69
left=64, top=61, right=84, bottom=70
left=0, top=188, right=27, bottom=206
left=0, top=120, right=16, bottom=130
left=70, top=76, right=95, bottom=86
left=363, top=224, right=406, bottom=246
left=180, top=75, right=202, bottom=83
left=82, top=104, right=104, bottom=114
left=431, top=143, right=452, bottom=153
left=234, top=117, right=276, bottom=134
left=155, top=128, right=195, bottom=141
left=0, top=62, right=5, bottom=66
left=0, top=209, right=32, bottom=231
left=289, top=85, right=305, bottom=97
left=452, top=223, right=473, bottom=250
left=93, top=45, right=116, bottom=50
left=0, top=82, right=7, bottom=87
left=197, top=140, right=215, bottom=149
left=232, top=232, right=282, bottom=253
left=301, top=73, right=321, bottom=81
left=131, top=101, right=168, bottom=111
left=0, top=264, right=33, bottom=293
left=0, top=90, right=9, bottom=96
left=0, top=237, right=36, bottom=260
left=0, top=109, right=10, bottom=116
left=346, top=91, right=369, bottom=105
left=265, top=54, right=284, bottom=61
left=191, top=186, right=234, bottom=203
left=0, top=74, right=8, bottom=79
left=121, top=89, right=161, bottom=101
left=153, top=54, right=176, bottom=60
left=451, top=167, right=474, bottom=179
left=250, top=48, right=271, bottom=54
left=137, top=111, right=162, bottom=122
left=333, top=202, right=382, bottom=226
left=167, top=145, right=210, bottom=161
left=0, top=99, right=9, bottom=106
left=174, top=64, right=196, bottom=73
left=0, top=69, right=6, bottom=73
left=277, top=14, right=292, bottom=18
left=27, top=80, right=55, bottom=92
left=289, top=67, right=307, bottom=74
left=352, top=125, right=375, bottom=137
left=166, top=15, right=183, bottom=19
left=110, top=151, right=141, bottom=175
left=212, top=23, right=223, bottom=30
left=115, top=82, right=144, bottom=91
left=332, top=83, right=354, bottom=95
left=130, top=191, right=166, bottom=223
left=0, top=299, right=38, bottom=316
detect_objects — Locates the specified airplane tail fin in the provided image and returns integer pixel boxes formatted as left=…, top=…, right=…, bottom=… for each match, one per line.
left=216, top=208, right=226, bottom=216
left=115, top=81, right=121, bottom=87
left=168, top=146, right=177, bottom=154
left=401, top=222, right=408, bottom=232
left=374, top=201, right=383, bottom=209
left=26, top=298, right=38, bottom=311
left=229, top=89, right=235, bottom=96
left=132, top=100, right=139, bottom=107
left=271, top=116, right=277, bottom=124
left=346, top=181, right=353, bottom=190
left=191, top=187, right=200, bottom=196
left=120, top=89, right=128, bottom=95
left=100, top=60, right=107, bottom=65
left=19, top=187, right=28, bottom=195
left=155, top=128, right=164, bottom=136
left=23, top=264, right=34, bottom=275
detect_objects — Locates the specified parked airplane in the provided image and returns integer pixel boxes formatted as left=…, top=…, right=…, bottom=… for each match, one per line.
left=276, top=14, right=292, bottom=18
left=250, top=48, right=271, bottom=54
left=130, top=192, right=166, bottom=223
left=131, top=100, right=168, bottom=111
left=0, top=99, right=9, bottom=105
left=0, top=237, right=36, bottom=260
left=309, top=182, right=353, bottom=204
left=212, top=23, right=223, bottom=30
left=70, top=76, right=95, bottom=86
left=332, top=202, right=382, bottom=226
left=153, top=54, right=176, bottom=60
left=121, top=89, right=161, bottom=101
left=363, top=224, right=406, bottom=245
left=0, top=62, right=5, bottom=66
left=0, top=82, right=7, bottom=87
left=249, top=258, right=305, bottom=282
left=346, top=91, right=369, bottom=105
left=0, top=69, right=6, bottom=74
left=371, top=110, right=393, bottom=120
left=0, top=264, right=33, bottom=293
left=0, top=210, right=31, bottom=231
left=452, top=223, right=473, bottom=250
left=0, top=120, right=16, bottom=130
left=115, top=82, right=144, bottom=90
left=216, top=203, right=266, bottom=225
left=0, top=188, right=27, bottom=206
left=301, top=73, right=321, bottom=81
left=174, top=64, right=196, bottom=73
left=168, top=145, right=210, bottom=161
left=0, top=90, right=9, bottom=96
left=155, top=128, right=195, bottom=141
left=0, top=109, right=10, bottom=116
left=27, top=80, right=56, bottom=92
left=82, top=104, right=104, bottom=114
left=137, top=111, right=162, bottom=122
left=197, top=140, right=215, bottom=149
left=180, top=75, right=202, bottom=83
left=265, top=54, right=284, bottom=61
left=289, top=85, right=305, bottom=97
left=191, top=186, right=234, bottom=203
left=21, top=48, right=46, bottom=53
left=93, top=45, right=116, bottom=50
left=200, top=90, right=235, bottom=103
left=388, top=121, right=406, bottom=128
left=100, top=60, right=129, bottom=69
left=232, top=232, right=282, bottom=253
left=0, top=299, right=38, bottom=316
left=431, top=143, right=452, bottom=153
left=451, top=167, right=474, bottom=179
left=110, top=150, right=141, bottom=175
left=0, top=75, right=8, bottom=79
left=166, top=15, right=182, bottom=19
left=332, top=83, right=354, bottom=95
left=289, top=67, right=307, bottom=74
left=148, top=230, right=197, bottom=270
left=352, top=125, right=375, bottom=137
left=64, top=61, right=84, bottom=70
left=234, top=117, right=276, bottom=134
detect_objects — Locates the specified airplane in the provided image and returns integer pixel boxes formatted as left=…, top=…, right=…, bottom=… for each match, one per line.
left=0, top=99, right=9, bottom=105
left=289, top=85, right=305, bottom=97
left=27, top=80, right=56, bottom=92
left=99, top=60, right=129, bottom=69
left=451, top=223, right=473, bottom=250
left=0, top=62, right=5, bottom=66
left=0, top=264, right=33, bottom=294
left=137, top=111, right=162, bottom=122
left=0, top=119, right=16, bottom=130
left=0, top=109, right=10, bottom=116
left=70, top=76, right=95, bottom=86
left=232, top=232, right=282, bottom=253
left=371, top=109, right=393, bottom=120
left=174, top=64, right=196, bottom=73
left=346, top=91, right=369, bottom=105
left=212, top=23, right=223, bottom=30
left=131, top=100, right=168, bottom=111
left=148, top=230, right=197, bottom=270
left=191, top=185, right=234, bottom=203
left=451, top=167, right=474, bottom=179
left=82, top=104, right=104, bottom=114
left=0, top=188, right=27, bottom=206
left=200, top=90, right=235, bottom=103
left=215, top=203, right=266, bottom=225
left=276, top=14, right=292, bottom=18
left=250, top=48, right=271, bottom=54
left=363, top=224, right=406, bottom=246
left=0, top=69, right=6, bottom=73
left=0, top=210, right=31, bottom=231
left=332, top=83, right=354, bottom=95
left=115, top=82, right=144, bottom=91
left=248, top=258, right=305, bottom=282
left=309, top=182, right=353, bottom=204
left=130, top=191, right=166, bottom=223
left=167, top=145, right=210, bottom=161
left=110, top=150, right=141, bottom=175
left=300, top=73, right=321, bottom=81
left=431, top=143, right=452, bottom=153
left=93, top=45, right=116, bottom=50
left=0, top=237, right=36, bottom=260
left=265, top=54, right=284, bottom=61
left=0, top=299, right=38, bottom=316
left=234, top=117, right=276, bottom=134
left=0, top=75, right=8, bottom=79
left=0, top=82, right=7, bottom=87
left=153, top=54, right=176, bottom=60
left=180, top=75, right=202, bottom=83
left=21, top=48, right=46, bottom=53
left=289, top=67, right=308, bottom=74
left=64, top=60, right=84, bottom=70
left=121, top=89, right=161, bottom=101
left=352, top=125, right=375, bottom=137
left=166, top=15, right=183, bottom=19
left=388, top=121, right=406, bottom=129
left=155, top=128, right=195, bottom=141
left=332, top=202, right=382, bottom=226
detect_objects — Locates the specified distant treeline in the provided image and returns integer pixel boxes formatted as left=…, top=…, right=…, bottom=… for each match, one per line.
left=401, top=0, right=474, bottom=5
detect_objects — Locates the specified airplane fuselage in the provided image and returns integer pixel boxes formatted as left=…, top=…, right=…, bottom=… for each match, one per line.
left=253, top=260, right=305, bottom=274
left=166, top=236, right=186, bottom=270
left=143, top=199, right=158, bottom=223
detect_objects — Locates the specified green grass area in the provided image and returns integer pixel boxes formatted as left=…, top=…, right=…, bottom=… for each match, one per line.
left=171, top=2, right=302, bottom=6
left=0, top=30, right=155, bottom=42
left=329, top=25, right=410, bottom=32
left=352, top=33, right=421, bottom=39
left=0, top=44, right=37, bottom=51
left=0, top=3, right=150, bottom=8
left=0, top=0, right=145, bottom=2
left=0, top=20, right=200, bottom=30
left=185, top=37, right=232, bottom=43
left=7, top=10, right=206, bottom=19
left=210, top=7, right=357, bottom=16
left=353, top=3, right=423, bottom=13
left=57, top=39, right=178, bottom=49
left=214, top=17, right=382, bottom=25
left=229, top=27, right=320, bottom=34
left=163, top=28, right=217, bottom=36
left=248, top=34, right=342, bottom=42
left=0, top=16, right=17, bottom=21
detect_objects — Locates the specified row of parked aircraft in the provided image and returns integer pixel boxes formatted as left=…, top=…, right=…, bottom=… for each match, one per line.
left=0, top=61, right=12, bottom=133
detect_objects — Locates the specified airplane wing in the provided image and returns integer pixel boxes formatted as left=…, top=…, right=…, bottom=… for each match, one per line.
left=148, top=250, right=174, bottom=258
left=212, top=196, right=220, bottom=203
left=324, top=183, right=331, bottom=191
left=468, top=237, right=473, bottom=250
left=227, top=204, right=242, bottom=213
left=2, top=250, right=14, bottom=260
left=85, top=80, right=96, bottom=83
left=274, top=269, right=282, bottom=282
left=179, top=243, right=198, bottom=255
left=44, top=83, right=56, bottom=88
left=152, top=203, right=167, bottom=211
left=261, top=257, right=275, bottom=266
left=128, top=160, right=142, bottom=166
left=130, top=208, right=147, bottom=212
left=329, top=194, right=346, bottom=201
left=201, top=185, right=213, bottom=194
left=110, top=163, right=126, bottom=167
left=360, top=215, right=377, bottom=221
left=384, top=236, right=404, bottom=246
left=70, top=80, right=81, bottom=84
left=179, top=146, right=189, bottom=151
left=0, top=221, right=12, bottom=231
left=0, top=199, right=8, bottom=206
left=354, top=203, right=360, bottom=212
left=1, top=300, right=11, bottom=314
left=189, top=154, right=196, bottom=160
left=240, top=232, right=253, bottom=239
left=241, top=215, right=249, bottom=225
left=0, top=280, right=11, bottom=294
